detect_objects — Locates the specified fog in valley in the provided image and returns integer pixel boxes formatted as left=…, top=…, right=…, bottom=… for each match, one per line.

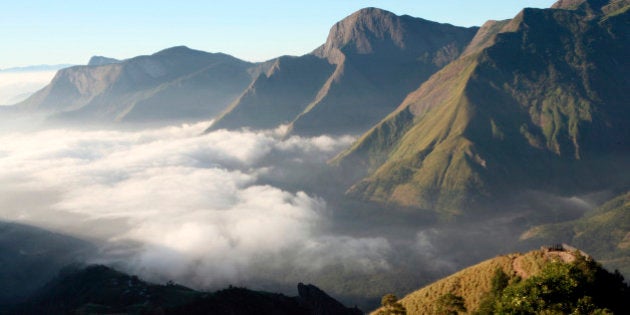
left=0, top=117, right=603, bottom=308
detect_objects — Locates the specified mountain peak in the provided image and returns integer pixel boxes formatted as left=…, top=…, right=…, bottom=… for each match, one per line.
left=87, top=56, right=120, bottom=66
left=152, top=45, right=204, bottom=56
left=313, top=7, right=412, bottom=59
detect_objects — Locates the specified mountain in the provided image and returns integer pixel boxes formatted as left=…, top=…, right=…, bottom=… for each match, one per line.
left=8, top=265, right=362, bottom=315
left=371, top=247, right=630, bottom=314
left=208, top=8, right=478, bottom=136
left=16, top=46, right=256, bottom=124
left=334, top=0, right=630, bottom=215
left=522, top=191, right=630, bottom=276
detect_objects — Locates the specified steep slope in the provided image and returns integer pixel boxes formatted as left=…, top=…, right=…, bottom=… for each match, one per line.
left=335, top=1, right=630, bottom=214
left=372, top=247, right=630, bottom=314
left=11, top=265, right=361, bottom=315
left=208, top=8, right=478, bottom=136
left=522, top=191, right=630, bottom=276
left=17, top=46, right=255, bottom=124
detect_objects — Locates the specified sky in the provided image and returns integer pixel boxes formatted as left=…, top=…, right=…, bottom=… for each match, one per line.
left=1, top=0, right=556, bottom=69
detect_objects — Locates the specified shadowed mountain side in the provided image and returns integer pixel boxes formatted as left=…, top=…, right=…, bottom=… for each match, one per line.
left=10, top=265, right=362, bottom=315
left=335, top=2, right=630, bottom=215
left=208, top=55, right=335, bottom=131
left=17, top=46, right=256, bottom=125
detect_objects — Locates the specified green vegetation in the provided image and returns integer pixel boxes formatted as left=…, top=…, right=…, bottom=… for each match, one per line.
left=476, top=254, right=630, bottom=314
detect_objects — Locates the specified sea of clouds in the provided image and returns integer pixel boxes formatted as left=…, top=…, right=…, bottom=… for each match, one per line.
left=0, top=121, right=396, bottom=288
left=0, top=71, right=57, bottom=105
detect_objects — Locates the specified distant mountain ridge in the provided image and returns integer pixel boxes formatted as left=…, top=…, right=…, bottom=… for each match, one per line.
left=334, top=0, right=630, bottom=215
left=16, top=46, right=257, bottom=124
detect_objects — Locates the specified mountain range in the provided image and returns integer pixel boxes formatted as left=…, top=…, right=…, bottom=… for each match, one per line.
left=15, top=2, right=628, bottom=214
left=3, top=0, right=630, bottom=312
left=208, top=8, right=478, bottom=136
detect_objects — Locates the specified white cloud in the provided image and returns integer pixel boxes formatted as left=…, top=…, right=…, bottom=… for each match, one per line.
left=0, top=71, right=57, bottom=105
left=0, top=121, right=389, bottom=288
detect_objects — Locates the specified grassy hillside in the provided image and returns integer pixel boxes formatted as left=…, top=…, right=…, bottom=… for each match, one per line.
left=336, top=0, right=630, bottom=214
left=522, top=191, right=630, bottom=276
left=372, top=247, right=630, bottom=314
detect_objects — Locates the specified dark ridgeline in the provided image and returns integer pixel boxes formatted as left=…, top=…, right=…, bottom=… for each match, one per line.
left=9, top=265, right=362, bottom=315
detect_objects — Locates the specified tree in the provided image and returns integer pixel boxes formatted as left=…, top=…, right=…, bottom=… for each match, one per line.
left=475, top=268, right=510, bottom=315
left=376, top=293, right=406, bottom=315
left=435, top=293, right=466, bottom=315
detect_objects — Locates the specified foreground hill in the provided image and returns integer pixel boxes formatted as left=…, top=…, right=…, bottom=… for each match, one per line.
left=335, top=0, right=630, bottom=215
left=16, top=46, right=256, bottom=124
left=7, top=265, right=361, bottom=315
left=522, top=191, right=630, bottom=276
left=208, top=8, right=478, bottom=136
left=373, top=247, right=630, bottom=314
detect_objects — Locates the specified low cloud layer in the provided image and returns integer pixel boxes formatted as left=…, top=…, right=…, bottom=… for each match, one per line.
left=0, top=121, right=393, bottom=288
left=0, top=71, right=57, bottom=105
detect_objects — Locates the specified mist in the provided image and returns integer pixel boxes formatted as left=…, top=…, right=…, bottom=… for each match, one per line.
left=0, top=117, right=607, bottom=311
left=0, top=121, right=401, bottom=291
left=0, top=71, right=57, bottom=105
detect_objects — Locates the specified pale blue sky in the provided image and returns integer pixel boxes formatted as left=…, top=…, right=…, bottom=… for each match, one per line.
left=1, top=1, right=556, bottom=69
